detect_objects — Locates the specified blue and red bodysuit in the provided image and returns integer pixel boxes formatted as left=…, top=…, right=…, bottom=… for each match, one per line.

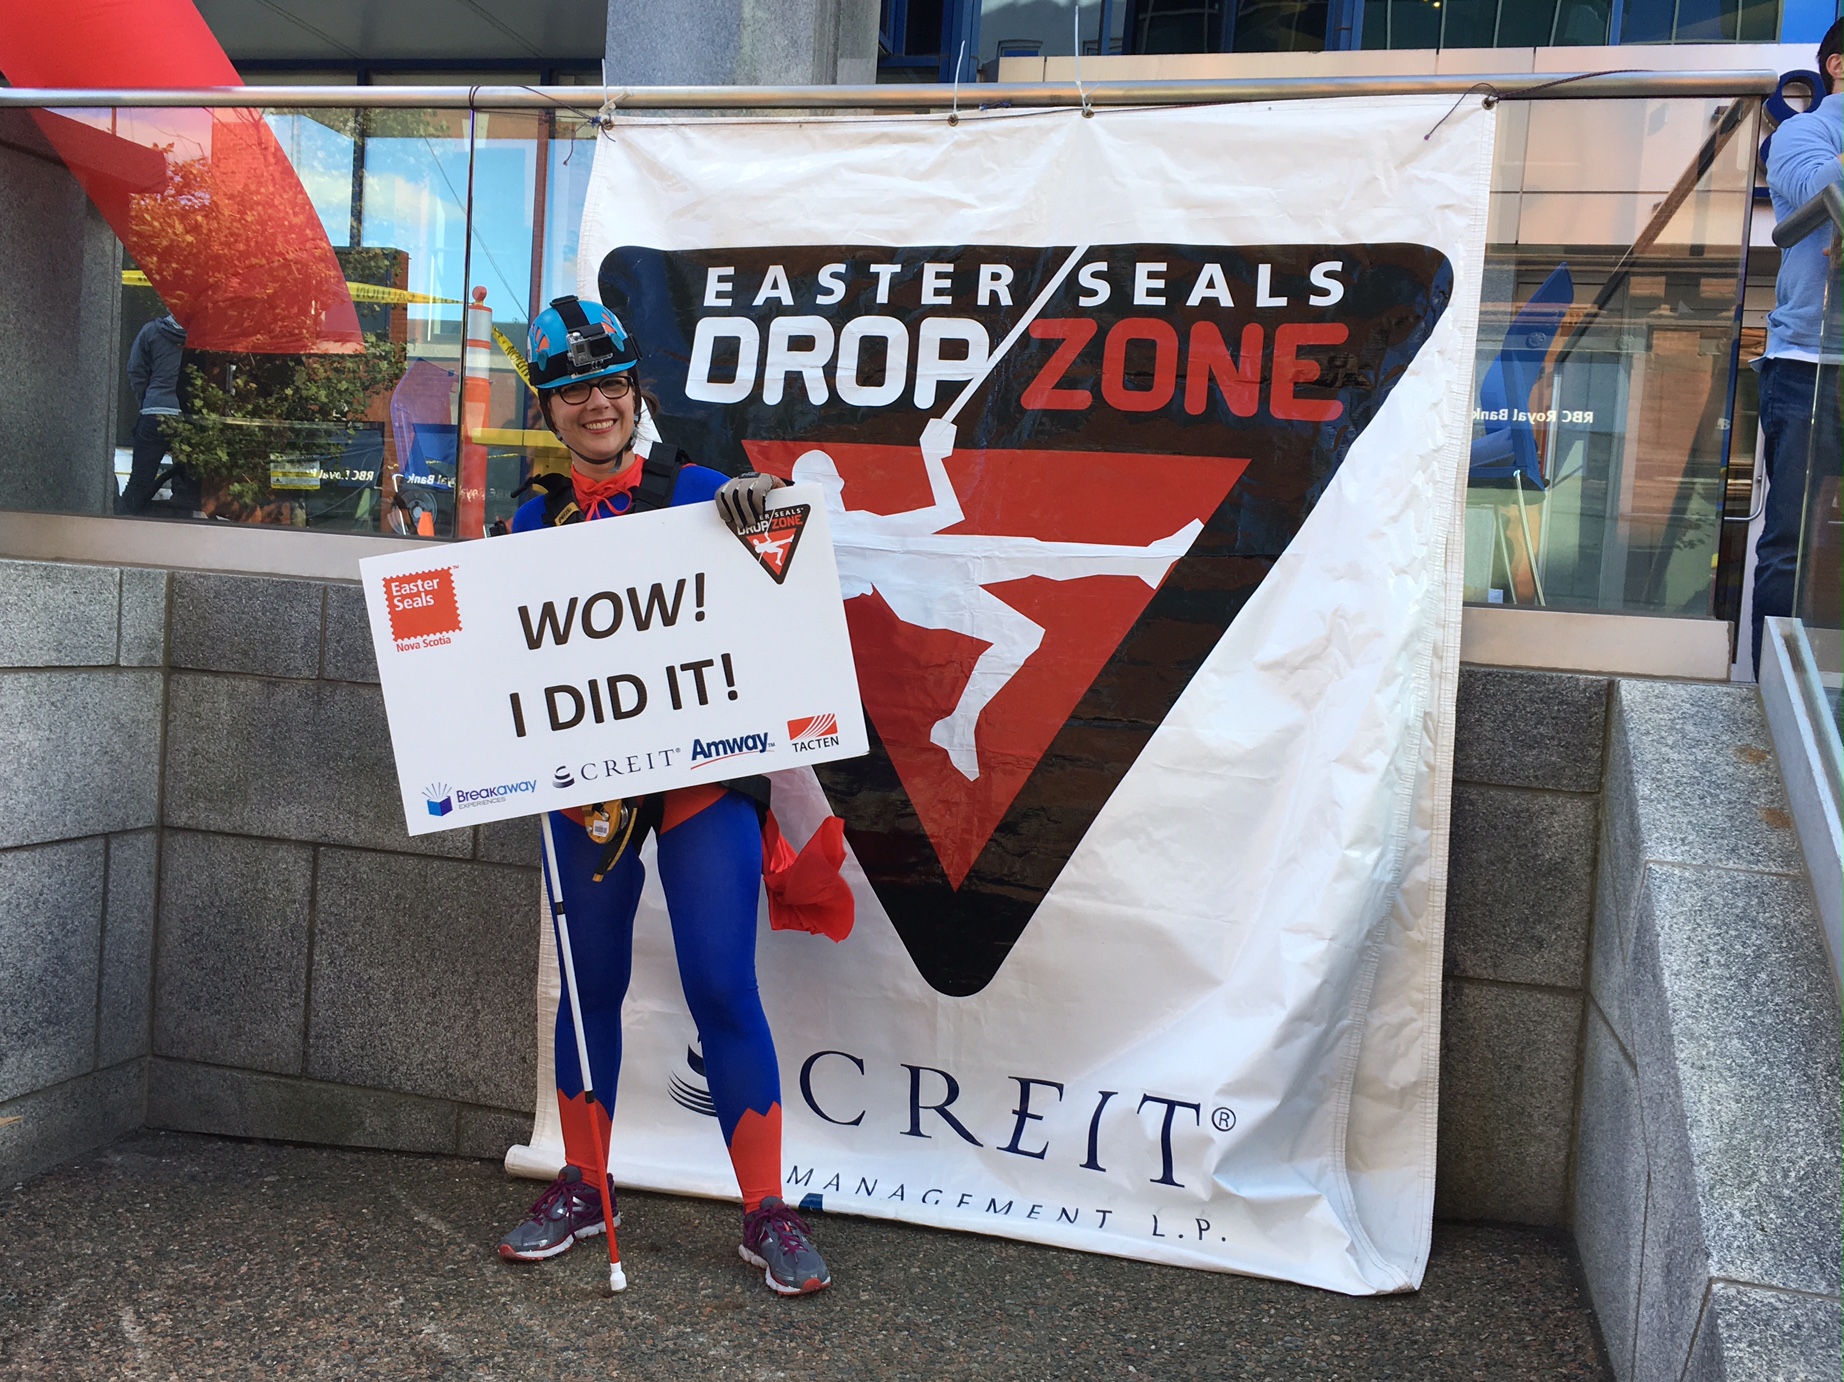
left=512, top=457, right=850, bottom=1213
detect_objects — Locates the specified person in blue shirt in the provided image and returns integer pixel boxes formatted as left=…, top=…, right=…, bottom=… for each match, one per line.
left=1752, top=20, right=1842, bottom=673
left=498, top=295, right=834, bottom=1296
left=119, top=313, right=200, bottom=515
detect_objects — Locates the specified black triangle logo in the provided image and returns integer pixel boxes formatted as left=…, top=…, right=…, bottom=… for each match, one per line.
left=603, top=239, right=1455, bottom=995
left=732, top=504, right=809, bottom=584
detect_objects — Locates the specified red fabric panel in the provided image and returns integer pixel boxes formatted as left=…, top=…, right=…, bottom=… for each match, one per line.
left=762, top=813, right=854, bottom=942
left=0, top=0, right=361, bottom=354
left=0, top=0, right=238, bottom=86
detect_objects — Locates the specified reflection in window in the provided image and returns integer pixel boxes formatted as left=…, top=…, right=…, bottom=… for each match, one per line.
left=1622, top=0, right=1779, bottom=42
left=1127, top=0, right=1226, bottom=53
left=1233, top=0, right=1330, bottom=51
left=1123, top=0, right=1333, bottom=52
left=1361, top=0, right=1617, bottom=46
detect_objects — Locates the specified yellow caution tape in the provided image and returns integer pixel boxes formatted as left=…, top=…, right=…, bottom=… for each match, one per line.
left=470, top=426, right=567, bottom=451
left=122, top=268, right=461, bottom=307
left=492, top=326, right=536, bottom=391
left=346, top=283, right=464, bottom=307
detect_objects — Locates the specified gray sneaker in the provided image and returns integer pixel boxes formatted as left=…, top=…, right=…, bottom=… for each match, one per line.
left=739, top=1196, right=831, bottom=1295
left=497, top=1166, right=618, bottom=1263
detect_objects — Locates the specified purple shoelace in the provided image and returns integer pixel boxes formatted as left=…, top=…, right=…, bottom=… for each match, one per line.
left=745, top=1201, right=811, bottom=1254
left=526, top=1174, right=597, bottom=1222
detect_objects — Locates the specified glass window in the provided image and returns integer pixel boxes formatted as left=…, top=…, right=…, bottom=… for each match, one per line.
left=1359, top=0, right=1611, bottom=46
left=36, top=97, right=619, bottom=540
left=1462, top=97, right=1760, bottom=619
left=1620, top=0, right=1675, bottom=41
left=10, top=84, right=1772, bottom=633
left=1496, top=0, right=1562, bottom=45
left=1127, top=0, right=1226, bottom=53
left=1232, top=0, right=1328, bottom=50
left=1439, top=0, right=1500, bottom=48
left=1621, top=0, right=1779, bottom=42
left=1553, top=0, right=1612, bottom=44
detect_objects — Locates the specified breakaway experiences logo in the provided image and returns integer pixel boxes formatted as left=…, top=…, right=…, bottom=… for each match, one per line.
left=425, top=778, right=536, bottom=816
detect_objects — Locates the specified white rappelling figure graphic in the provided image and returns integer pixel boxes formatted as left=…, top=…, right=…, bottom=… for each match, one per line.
left=793, top=416, right=1202, bottom=783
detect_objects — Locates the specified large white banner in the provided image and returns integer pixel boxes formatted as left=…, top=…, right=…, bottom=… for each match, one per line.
left=530, top=96, right=1492, bottom=1295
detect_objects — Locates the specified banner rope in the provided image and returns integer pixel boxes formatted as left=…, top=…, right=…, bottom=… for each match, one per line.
left=1424, top=69, right=1653, bottom=139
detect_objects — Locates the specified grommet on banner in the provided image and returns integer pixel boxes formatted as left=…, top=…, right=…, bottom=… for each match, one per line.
left=590, top=92, right=620, bottom=136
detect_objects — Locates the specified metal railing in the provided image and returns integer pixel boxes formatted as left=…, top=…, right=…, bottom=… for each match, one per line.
left=0, top=70, right=1780, bottom=112
left=1773, top=181, right=1844, bottom=250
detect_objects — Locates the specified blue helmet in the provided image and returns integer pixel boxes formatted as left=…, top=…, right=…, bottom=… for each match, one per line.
left=527, top=295, right=639, bottom=391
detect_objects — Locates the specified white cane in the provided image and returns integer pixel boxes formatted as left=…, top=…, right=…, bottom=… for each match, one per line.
left=539, top=812, right=628, bottom=1293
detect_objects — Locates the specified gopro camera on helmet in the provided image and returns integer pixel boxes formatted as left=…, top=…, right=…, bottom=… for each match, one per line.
left=567, top=325, right=615, bottom=371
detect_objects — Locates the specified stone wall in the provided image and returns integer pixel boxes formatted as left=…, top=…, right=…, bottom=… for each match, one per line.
left=1573, top=680, right=1840, bottom=1382
left=144, top=573, right=541, bottom=1163
left=0, top=559, right=166, bottom=1184
left=606, top=0, right=882, bottom=87
left=0, top=112, right=121, bottom=518
left=1437, top=665, right=1611, bottom=1226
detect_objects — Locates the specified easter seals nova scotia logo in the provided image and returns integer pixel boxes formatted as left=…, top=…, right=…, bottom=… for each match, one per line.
left=384, top=568, right=461, bottom=651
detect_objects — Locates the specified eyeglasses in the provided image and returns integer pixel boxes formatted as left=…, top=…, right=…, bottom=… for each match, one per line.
left=553, top=374, right=635, bottom=405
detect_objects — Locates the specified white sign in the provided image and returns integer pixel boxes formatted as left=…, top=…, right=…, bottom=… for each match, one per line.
left=508, top=94, right=1494, bottom=1296
left=360, top=485, right=867, bottom=834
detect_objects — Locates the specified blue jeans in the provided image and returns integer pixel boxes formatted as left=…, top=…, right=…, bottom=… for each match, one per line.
left=1751, top=358, right=1841, bottom=673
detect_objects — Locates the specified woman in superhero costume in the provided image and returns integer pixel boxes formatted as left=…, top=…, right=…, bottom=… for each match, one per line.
left=496, top=295, right=850, bottom=1296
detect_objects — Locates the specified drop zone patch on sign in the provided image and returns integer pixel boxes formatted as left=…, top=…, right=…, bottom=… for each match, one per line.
left=359, top=486, right=868, bottom=834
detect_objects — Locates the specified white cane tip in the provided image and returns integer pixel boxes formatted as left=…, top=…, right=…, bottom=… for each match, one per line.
left=609, top=1263, right=628, bottom=1293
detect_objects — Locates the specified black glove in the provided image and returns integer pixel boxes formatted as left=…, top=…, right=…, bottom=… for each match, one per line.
left=714, top=471, right=780, bottom=534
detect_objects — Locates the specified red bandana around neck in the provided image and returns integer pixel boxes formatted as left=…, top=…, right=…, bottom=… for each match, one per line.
left=572, top=456, right=643, bottom=517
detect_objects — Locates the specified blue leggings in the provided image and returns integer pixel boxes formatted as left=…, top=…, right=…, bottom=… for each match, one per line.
left=547, top=791, right=780, bottom=1147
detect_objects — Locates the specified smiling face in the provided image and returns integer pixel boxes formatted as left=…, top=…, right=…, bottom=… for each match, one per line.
left=543, top=376, right=637, bottom=475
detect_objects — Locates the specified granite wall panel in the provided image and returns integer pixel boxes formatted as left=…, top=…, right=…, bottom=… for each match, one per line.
left=1435, top=978, right=1582, bottom=1226
left=168, top=572, right=324, bottom=680
left=0, top=669, right=163, bottom=850
left=1575, top=680, right=1841, bottom=1382
left=306, top=848, right=539, bottom=1111
left=0, top=1060, right=144, bottom=1188
left=97, top=830, right=158, bottom=1069
left=0, top=838, right=106, bottom=1104
left=153, top=831, right=313, bottom=1076
left=0, top=558, right=119, bottom=668
left=146, top=1058, right=460, bottom=1156
left=162, top=673, right=469, bottom=859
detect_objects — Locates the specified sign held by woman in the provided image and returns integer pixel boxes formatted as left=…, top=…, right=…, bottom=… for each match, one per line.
left=359, top=488, right=867, bottom=835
